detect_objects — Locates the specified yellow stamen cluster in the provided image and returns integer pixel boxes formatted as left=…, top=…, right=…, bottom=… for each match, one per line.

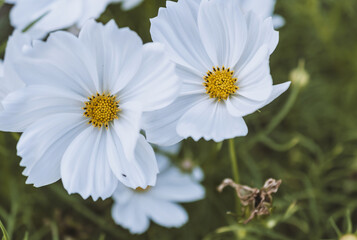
left=135, top=187, right=151, bottom=193
left=83, top=92, right=120, bottom=129
left=203, top=66, right=238, bottom=101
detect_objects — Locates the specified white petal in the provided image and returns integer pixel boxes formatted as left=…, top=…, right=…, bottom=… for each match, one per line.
left=0, top=31, right=30, bottom=103
left=198, top=0, right=247, bottom=67
left=144, top=198, right=188, bottom=228
left=192, top=167, right=205, bottom=182
left=120, top=0, right=144, bottom=11
left=234, top=13, right=278, bottom=71
left=236, top=45, right=273, bottom=102
left=10, top=0, right=83, bottom=38
left=239, top=0, right=276, bottom=19
left=0, top=61, right=3, bottom=76
left=16, top=31, right=99, bottom=97
left=18, top=113, right=86, bottom=187
left=120, top=42, right=180, bottom=112
left=150, top=0, right=212, bottom=74
left=61, top=127, right=118, bottom=200
left=262, top=17, right=280, bottom=54
left=77, top=0, right=114, bottom=27
left=111, top=198, right=150, bottom=234
left=111, top=101, right=142, bottom=161
left=177, top=65, right=206, bottom=96
left=0, top=85, right=83, bottom=132
left=258, top=82, right=291, bottom=108
left=143, top=94, right=203, bottom=146
left=150, top=167, right=205, bottom=203
left=106, top=133, right=159, bottom=189
left=177, top=98, right=248, bottom=142
left=112, top=184, right=135, bottom=204
left=226, top=94, right=263, bottom=117
left=79, top=20, right=143, bottom=94
left=273, top=15, right=285, bottom=29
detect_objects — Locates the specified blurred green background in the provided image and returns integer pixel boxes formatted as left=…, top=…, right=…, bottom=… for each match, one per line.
left=1, top=0, right=357, bottom=239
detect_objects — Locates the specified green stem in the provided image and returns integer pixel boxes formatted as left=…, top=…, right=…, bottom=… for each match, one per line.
left=228, top=138, right=240, bottom=214
left=264, top=85, right=300, bottom=136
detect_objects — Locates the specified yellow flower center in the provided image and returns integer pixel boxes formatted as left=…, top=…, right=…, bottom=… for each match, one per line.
left=83, top=92, right=120, bottom=129
left=203, top=66, right=238, bottom=101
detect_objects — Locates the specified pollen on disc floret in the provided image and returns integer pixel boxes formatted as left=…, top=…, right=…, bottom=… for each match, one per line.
left=203, top=66, right=238, bottom=101
left=83, top=92, right=120, bottom=129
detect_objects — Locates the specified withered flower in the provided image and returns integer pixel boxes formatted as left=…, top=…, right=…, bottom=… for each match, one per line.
left=218, top=178, right=282, bottom=224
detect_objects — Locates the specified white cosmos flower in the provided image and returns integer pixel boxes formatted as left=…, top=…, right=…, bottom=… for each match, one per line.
left=0, top=20, right=180, bottom=200
left=239, top=0, right=285, bottom=28
left=111, top=153, right=205, bottom=234
left=7, top=0, right=121, bottom=38
left=143, top=0, right=291, bottom=146
left=0, top=31, right=32, bottom=109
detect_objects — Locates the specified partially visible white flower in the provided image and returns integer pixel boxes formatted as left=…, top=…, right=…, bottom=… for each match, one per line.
left=7, top=0, right=120, bottom=38
left=0, top=31, right=31, bottom=109
left=0, top=20, right=180, bottom=200
left=111, top=154, right=205, bottom=234
left=144, top=0, right=290, bottom=146
left=117, top=0, right=144, bottom=10
left=239, top=0, right=285, bottom=28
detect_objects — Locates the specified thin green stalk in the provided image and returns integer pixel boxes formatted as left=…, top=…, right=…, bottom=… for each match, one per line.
left=264, top=84, right=300, bottom=136
left=228, top=138, right=240, bottom=214
left=0, top=220, right=9, bottom=240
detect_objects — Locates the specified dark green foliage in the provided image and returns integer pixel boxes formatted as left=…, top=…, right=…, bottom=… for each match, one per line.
left=1, top=0, right=357, bottom=239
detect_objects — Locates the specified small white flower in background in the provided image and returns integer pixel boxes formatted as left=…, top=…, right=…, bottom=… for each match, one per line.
left=6, top=0, right=121, bottom=38
left=0, top=20, right=180, bottom=200
left=239, top=0, right=285, bottom=28
left=143, top=0, right=290, bottom=146
left=0, top=31, right=32, bottom=109
left=111, top=153, right=205, bottom=234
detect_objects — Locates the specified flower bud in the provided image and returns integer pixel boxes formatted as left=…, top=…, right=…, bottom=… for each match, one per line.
left=340, top=234, right=357, bottom=240
left=290, top=60, right=310, bottom=88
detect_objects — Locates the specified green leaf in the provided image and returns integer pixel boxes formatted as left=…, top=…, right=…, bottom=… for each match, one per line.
left=0, top=220, right=9, bottom=240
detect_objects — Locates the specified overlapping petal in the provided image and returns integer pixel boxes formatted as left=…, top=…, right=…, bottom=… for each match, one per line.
left=198, top=0, right=247, bottom=67
left=120, top=42, right=180, bottom=112
left=0, top=85, right=83, bottom=132
left=177, top=98, right=248, bottom=141
left=15, top=31, right=98, bottom=97
left=143, top=94, right=203, bottom=146
left=18, top=113, right=86, bottom=187
left=61, top=127, right=118, bottom=200
left=79, top=20, right=143, bottom=94
left=106, top=133, right=158, bottom=189
left=150, top=0, right=212, bottom=74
